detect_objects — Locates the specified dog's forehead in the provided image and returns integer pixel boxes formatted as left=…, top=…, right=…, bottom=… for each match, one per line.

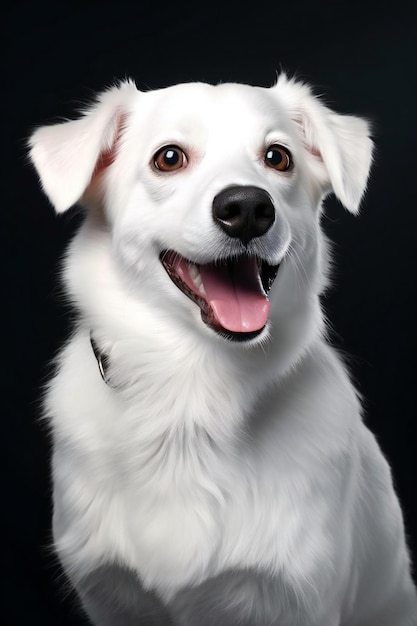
left=134, top=82, right=293, bottom=137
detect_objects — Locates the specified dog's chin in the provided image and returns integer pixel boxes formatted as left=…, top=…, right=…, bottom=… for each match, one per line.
left=160, top=250, right=279, bottom=343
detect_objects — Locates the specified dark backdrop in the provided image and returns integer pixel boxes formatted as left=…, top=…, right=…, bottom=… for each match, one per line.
left=3, top=1, right=416, bottom=624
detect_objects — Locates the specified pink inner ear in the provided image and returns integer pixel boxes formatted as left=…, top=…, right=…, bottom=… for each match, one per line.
left=292, top=113, right=324, bottom=162
left=91, top=112, right=128, bottom=181
left=308, top=145, right=323, bottom=160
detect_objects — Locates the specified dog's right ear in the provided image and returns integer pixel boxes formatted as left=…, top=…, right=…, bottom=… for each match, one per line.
left=28, top=80, right=138, bottom=213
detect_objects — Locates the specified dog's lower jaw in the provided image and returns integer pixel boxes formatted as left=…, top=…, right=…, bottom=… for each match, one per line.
left=206, top=323, right=267, bottom=343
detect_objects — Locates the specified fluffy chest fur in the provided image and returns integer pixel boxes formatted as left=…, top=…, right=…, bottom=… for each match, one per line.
left=49, top=312, right=357, bottom=602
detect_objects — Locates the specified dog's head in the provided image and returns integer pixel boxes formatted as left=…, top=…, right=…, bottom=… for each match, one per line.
left=29, top=77, right=373, bottom=346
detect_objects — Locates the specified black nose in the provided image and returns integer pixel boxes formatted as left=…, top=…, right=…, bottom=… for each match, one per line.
left=212, top=185, right=275, bottom=245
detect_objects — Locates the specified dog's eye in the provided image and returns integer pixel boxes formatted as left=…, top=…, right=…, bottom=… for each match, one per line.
left=265, top=145, right=292, bottom=172
left=153, top=145, right=188, bottom=172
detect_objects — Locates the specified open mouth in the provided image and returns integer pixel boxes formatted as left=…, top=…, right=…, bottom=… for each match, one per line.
left=160, top=251, right=280, bottom=341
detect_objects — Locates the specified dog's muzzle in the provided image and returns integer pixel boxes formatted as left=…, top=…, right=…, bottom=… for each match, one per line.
left=159, top=186, right=280, bottom=342
left=158, top=186, right=280, bottom=342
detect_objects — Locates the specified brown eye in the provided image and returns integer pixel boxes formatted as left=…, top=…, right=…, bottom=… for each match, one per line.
left=265, top=145, right=292, bottom=172
left=153, top=145, right=188, bottom=172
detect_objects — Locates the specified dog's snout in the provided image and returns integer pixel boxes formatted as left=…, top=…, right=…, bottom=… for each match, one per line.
left=212, top=186, right=275, bottom=245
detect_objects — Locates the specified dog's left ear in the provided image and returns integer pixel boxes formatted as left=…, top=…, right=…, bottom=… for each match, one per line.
left=28, top=80, right=138, bottom=213
left=274, top=75, right=374, bottom=213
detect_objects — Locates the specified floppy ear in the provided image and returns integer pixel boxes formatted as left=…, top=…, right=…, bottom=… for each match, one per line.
left=274, top=75, right=374, bottom=213
left=28, top=80, right=138, bottom=213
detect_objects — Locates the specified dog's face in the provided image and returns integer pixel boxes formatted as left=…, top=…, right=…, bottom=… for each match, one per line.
left=29, top=77, right=373, bottom=345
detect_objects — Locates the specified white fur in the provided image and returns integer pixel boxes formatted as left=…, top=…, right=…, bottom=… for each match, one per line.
left=30, top=76, right=417, bottom=625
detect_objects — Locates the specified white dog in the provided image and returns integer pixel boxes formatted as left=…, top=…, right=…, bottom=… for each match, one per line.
left=30, top=75, right=417, bottom=625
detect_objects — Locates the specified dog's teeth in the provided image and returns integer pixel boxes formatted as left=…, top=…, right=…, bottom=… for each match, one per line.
left=188, top=262, right=207, bottom=296
left=189, top=262, right=199, bottom=280
left=194, top=275, right=202, bottom=288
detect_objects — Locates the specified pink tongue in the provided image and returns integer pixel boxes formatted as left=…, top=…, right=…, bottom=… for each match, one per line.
left=199, top=258, right=270, bottom=333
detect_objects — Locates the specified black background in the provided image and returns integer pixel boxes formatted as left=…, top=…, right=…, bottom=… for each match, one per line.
left=3, top=1, right=416, bottom=624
